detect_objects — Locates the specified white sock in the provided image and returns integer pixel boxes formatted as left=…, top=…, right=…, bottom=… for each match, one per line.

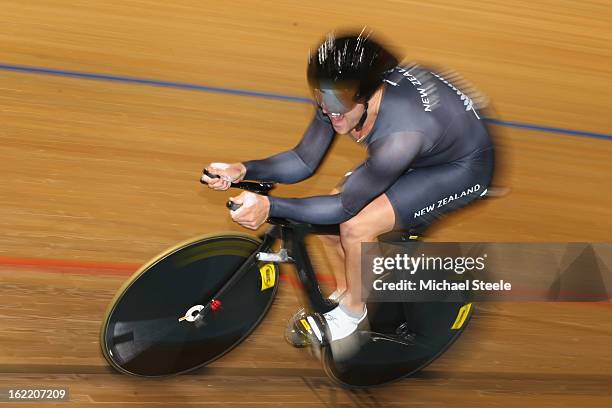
left=338, top=303, right=366, bottom=320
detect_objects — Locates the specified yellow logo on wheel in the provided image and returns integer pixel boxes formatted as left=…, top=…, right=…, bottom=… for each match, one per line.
left=259, top=263, right=276, bottom=291
left=451, top=303, right=472, bottom=330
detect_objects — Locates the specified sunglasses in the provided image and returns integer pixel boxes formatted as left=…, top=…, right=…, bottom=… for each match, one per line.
left=313, top=88, right=358, bottom=115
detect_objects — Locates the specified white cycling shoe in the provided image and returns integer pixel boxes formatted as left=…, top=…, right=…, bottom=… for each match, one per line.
left=307, top=304, right=368, bottom=344
left=285, top=290, right=345, bottom=348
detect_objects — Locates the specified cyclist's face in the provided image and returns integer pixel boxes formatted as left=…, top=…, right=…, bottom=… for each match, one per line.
left=313, top=87, right=365, bottom=134
left=320, top=102, right=366, bottom=134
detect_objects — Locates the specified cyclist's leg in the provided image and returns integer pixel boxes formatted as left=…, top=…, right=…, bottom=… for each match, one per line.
left=340, top=149, right=494, bottom=315
left=303, top=193, right=395, bottom=343
left=318, top=187, right=396, bottom=302
left=318, top=234, right=347, bottom=295
left=338, top=193, right=396, bottom=315
left=317, top=188, right=346, bottom=296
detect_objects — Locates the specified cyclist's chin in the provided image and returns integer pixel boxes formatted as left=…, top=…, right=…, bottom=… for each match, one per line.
left=331, top=122, right=350, bottom=134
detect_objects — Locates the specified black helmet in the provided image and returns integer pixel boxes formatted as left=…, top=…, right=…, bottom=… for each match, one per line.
left=307, top=30, right=399, bottom=114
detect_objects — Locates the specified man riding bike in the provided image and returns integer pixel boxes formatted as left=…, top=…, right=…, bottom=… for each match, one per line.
left=201, top=30, right=494, bottom=346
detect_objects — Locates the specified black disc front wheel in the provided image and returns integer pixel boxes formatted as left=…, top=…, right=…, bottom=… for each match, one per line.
left=100, top=232, right=279, bottom=377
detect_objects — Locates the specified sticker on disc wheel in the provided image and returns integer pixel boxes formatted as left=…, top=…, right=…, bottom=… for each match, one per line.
left=259, top=263, right=276, bottom=291
left=451, top=303, right=472, bottom=330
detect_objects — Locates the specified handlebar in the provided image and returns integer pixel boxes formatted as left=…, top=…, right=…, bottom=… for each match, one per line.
left=201, top=168, right=276, bottom=211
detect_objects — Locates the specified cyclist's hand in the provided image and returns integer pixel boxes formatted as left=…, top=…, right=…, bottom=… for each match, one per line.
left=229, top=191, right=270, bottom=230
left=201, top=162, right=246, bottom=191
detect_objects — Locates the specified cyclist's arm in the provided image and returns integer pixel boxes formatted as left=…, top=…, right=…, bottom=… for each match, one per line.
left=242, top=109, right=334, bottom=183
left=268, top=131, right=427, bottom=224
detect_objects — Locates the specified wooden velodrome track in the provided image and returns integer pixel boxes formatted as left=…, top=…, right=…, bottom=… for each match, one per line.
left=1, top=1, right=611, bottom=406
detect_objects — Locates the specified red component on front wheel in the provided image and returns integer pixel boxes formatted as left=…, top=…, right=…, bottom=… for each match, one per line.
left=210, top=299, right=222, bottom=312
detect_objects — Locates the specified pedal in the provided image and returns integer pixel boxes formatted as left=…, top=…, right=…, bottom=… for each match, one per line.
left=284, top=309, right=312, bottom=348
left=285, top=312, right=329, bottom=349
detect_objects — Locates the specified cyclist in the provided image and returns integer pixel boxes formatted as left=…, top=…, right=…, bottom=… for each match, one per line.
left=201, top=30, right=494, bottom=345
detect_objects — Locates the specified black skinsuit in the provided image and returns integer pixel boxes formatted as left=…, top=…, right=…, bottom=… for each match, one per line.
left=244, top=65, right=494, bottom=230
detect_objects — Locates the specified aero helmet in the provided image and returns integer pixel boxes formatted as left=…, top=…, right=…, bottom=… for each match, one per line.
left=307, top=30, right=399, bottom=115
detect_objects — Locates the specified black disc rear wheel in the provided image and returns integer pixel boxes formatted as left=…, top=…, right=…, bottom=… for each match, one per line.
left=100, top=232, right=279, bottom=377
left=321, top=301, right=473, bottom=387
